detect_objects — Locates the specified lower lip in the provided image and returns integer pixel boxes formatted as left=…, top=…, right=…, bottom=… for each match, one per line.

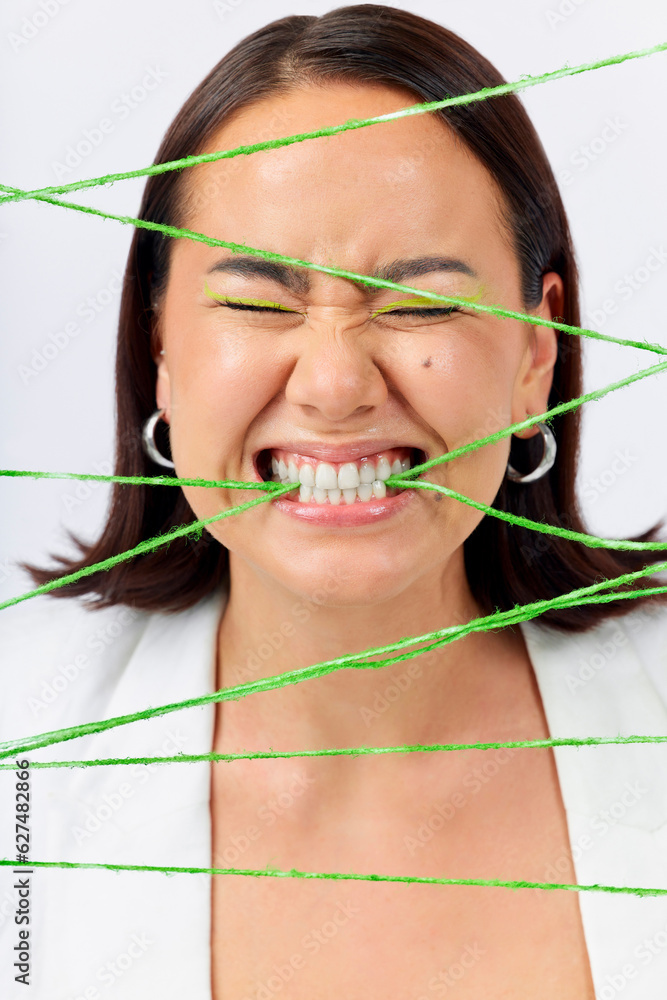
left=270, top=485, right=416, bottom=525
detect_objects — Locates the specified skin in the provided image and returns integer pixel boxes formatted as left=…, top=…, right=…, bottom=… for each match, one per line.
left=152, top=83, right=594, bottom=997
left=153, top=80, right=562, bottom=746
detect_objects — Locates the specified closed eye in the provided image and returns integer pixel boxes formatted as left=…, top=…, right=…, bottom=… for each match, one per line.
left=213, top=301, right=460, bottom=317
left=218, top=301, right=293, bottom=312
left=385, top=307, right=458, bottom=318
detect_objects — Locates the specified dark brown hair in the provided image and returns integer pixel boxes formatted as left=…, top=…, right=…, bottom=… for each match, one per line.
left=22, top=3, right=667, bottom=629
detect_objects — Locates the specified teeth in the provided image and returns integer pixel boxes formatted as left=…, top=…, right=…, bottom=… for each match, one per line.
left=338, top=463, right=361, bottom=490
left=299, top=464, right=315, bottom=488
left=268, top=448, right=418, bottom=504
left=315, top=463, right=338, bottom=490
left=359, top=460, right=376, bottom=485
left=376, top=457, right=391, bottom=481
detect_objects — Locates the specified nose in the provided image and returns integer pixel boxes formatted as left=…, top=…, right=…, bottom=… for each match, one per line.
left=284, top=313, right=388, bottom=422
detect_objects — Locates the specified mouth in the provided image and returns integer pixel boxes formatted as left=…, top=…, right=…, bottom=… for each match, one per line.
left=254, top=445, right=427, bottom=505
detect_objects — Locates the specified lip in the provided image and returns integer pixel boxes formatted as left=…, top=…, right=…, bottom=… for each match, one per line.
left=270, top=484, right=417, bottom=526
left=248, top=439, right=427, bottom=527
left=252, top=439, right=429, bottom=466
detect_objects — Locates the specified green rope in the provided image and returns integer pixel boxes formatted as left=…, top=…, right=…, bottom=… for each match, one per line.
left=2, top=351, right=667, bottom=499
left=2, top=570, right=666, bottom=760
left=2, top=733, right=666, bottom=771
left=0, top=858, right=663, bottom=898
left=3, top=37, right=667, bottom=903
left=2, top=180, right=666, bottom=359
left=2, top=354, right=666, bottom=617
left=1, top=40, right=665, bottom=206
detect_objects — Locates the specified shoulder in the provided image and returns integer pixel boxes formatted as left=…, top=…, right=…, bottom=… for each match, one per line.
left=0, top=593, right=151, bottom=743
left=0, top=585, right=227, bottom=747
left=521, top=599, right=667, bottom=715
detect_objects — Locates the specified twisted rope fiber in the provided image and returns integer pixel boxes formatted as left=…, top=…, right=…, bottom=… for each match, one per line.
left=2, top=732, right=667, bottom=771
left=3, top=566, right=667, bottom=761
left=2, top=181, right=666, bottom=360
left=0, top=39, right=665, bottom=206
left=0, top=858, right=664, bottom=899
left=3, top=40, right=667, bottom=901
left=2, top=353, right=667, bottom=615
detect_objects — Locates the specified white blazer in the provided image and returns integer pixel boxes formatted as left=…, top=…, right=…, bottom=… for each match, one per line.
left=1, top=586, right=667, bottom=999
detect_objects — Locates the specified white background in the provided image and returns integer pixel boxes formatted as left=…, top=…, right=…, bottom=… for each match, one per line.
left=1, top=0, right=667, bottom=607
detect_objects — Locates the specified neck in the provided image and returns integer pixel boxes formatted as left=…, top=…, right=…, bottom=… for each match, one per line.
left=215, top=550, right=529, bottom=752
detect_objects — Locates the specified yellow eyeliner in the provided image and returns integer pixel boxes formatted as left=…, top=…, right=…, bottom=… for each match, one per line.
left=204, top=280, right=297, bottom=312
left=369, top=288, right=484, bottom=320
left=204, top=279, right=485, bottom=318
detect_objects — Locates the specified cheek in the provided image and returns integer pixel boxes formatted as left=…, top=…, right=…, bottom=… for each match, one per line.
left=403, top=339, right=516, bottom=450
left=166, top=332, right=282, bottom=475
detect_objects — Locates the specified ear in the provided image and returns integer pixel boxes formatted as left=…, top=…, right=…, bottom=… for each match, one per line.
left=511, top=271, right=563, bottom=440
left=154, top=349, right=172, bottom=423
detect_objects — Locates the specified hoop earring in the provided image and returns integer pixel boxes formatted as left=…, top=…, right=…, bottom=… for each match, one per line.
left=142, top=408, right=175, bottom=469
left=506, top=422, right=556, bottom=484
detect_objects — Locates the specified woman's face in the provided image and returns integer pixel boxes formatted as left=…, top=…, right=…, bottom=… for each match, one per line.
left=154, top=83, right=561, bottom=607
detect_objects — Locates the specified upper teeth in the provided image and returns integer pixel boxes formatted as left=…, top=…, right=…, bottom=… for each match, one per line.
left=270, top=453, right=411, bottom=489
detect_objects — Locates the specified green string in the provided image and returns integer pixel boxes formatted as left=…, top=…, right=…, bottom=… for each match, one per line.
left=2, top=179, right=666, bottom=359
left=2, top=354, right=667, bottom=617
left=2, top=350, right=667, bottom=500
left=2, top=569, right=666, bottom=761
left=1, top=39, right=665, bottom=206
left=2, top=733, right=666, bottom=771
left=0, top=482, right=294, bottom=613
left=0, top=858, right=663, bottom=897
left=3, top=37, right=667, bottom=900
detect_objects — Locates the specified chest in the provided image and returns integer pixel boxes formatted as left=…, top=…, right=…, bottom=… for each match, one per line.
left=209, top=745, right=595, bottom=999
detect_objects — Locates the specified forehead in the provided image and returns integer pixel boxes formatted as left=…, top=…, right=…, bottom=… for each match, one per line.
left=176, top=82, right=514, bottom=289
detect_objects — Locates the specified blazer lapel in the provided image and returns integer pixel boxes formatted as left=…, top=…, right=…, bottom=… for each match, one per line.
left=521, top=608, right=667, bottom=998
left=33, top=585, right=226, bottom=1000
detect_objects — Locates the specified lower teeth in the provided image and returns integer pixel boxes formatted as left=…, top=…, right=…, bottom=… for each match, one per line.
left=273, top=478, right=402, bottom=503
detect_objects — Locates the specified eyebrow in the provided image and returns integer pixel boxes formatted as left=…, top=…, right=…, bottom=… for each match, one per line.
left=206, top=254, right=478, bottom=295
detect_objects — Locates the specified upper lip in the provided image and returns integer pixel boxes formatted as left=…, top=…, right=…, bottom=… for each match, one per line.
left=253, top=440, right=429, bottom=464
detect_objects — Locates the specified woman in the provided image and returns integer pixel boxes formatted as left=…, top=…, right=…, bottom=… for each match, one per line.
left=4, top=5, right=667, bottom=998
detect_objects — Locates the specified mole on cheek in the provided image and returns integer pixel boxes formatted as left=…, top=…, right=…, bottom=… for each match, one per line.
left=421, top=357, right=432, bottom=368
